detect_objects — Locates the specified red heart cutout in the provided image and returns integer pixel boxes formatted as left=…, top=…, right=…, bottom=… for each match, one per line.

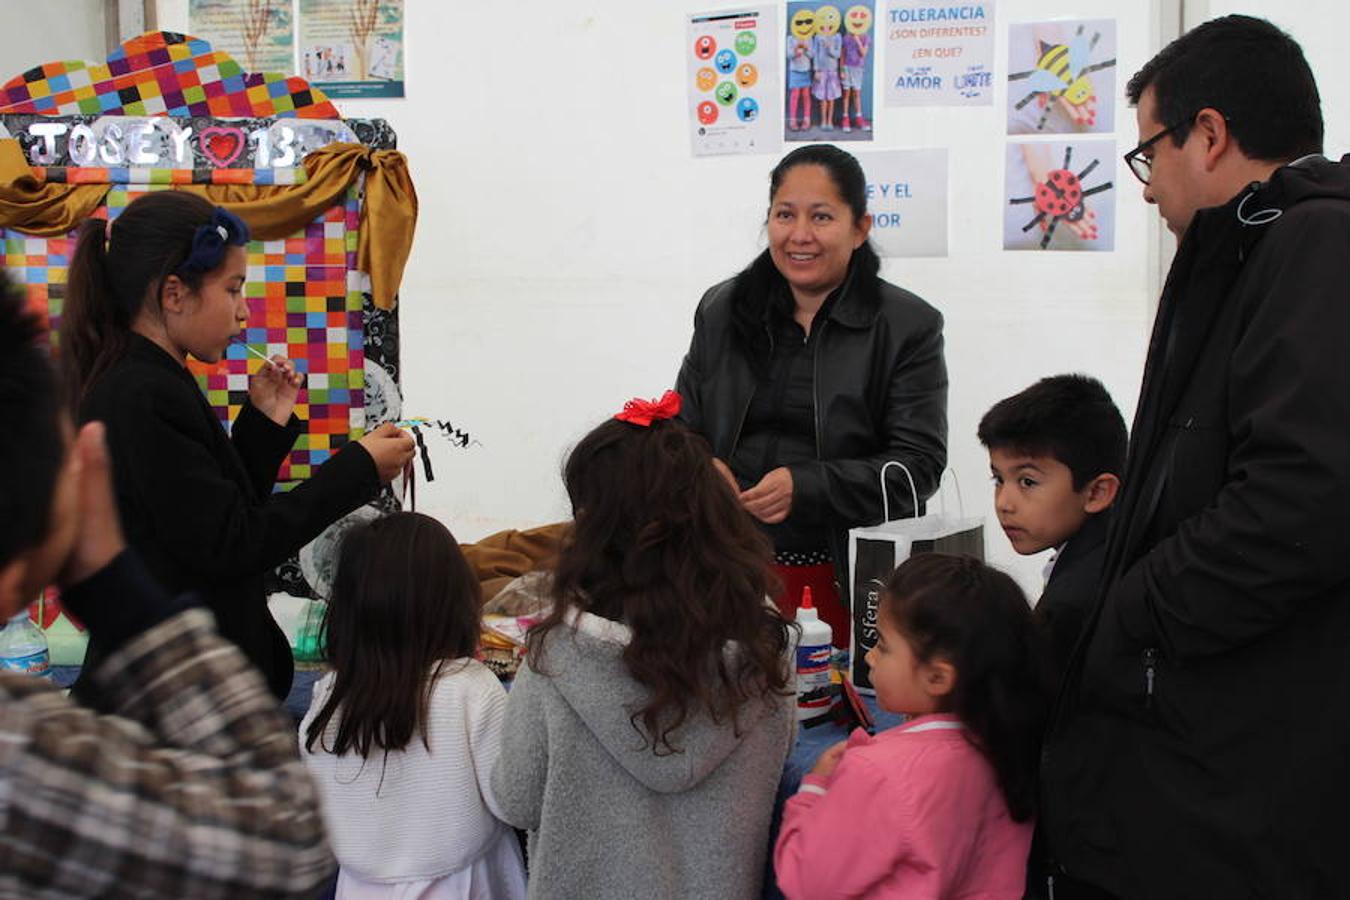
left=200, top=126, right=245, bottom=167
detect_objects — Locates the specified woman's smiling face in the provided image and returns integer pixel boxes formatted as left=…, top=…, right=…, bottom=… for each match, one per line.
left=767, top=163, right=871, bottom=306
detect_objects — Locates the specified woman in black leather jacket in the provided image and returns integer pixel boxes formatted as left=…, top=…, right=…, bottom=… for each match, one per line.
left=676, top=144, right=948, bottom=646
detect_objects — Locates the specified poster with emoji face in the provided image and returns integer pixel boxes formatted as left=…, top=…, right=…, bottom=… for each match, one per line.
left=687, top=6, right=781, bottom=157
left=784, top=1, right=876, bottom=142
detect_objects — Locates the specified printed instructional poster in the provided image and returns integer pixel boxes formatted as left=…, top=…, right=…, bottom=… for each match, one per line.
left=858, top=149, right=948, bottom=256
left=884, top=1, right=994, bottom=107
left=687, top=6, right=780, bottom=157
left=299, top=0, right=404, bottom=98
left=189, top=0, right=295, bottom=74
left=1006, top=19, right=1116, bottom=134
left=1004, top=140, right=1115, bottom=251
left=783, top=1, right=876, bottom=142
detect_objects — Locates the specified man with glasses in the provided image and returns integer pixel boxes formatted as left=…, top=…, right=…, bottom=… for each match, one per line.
left=1038, top=15, right=1350, bottom=900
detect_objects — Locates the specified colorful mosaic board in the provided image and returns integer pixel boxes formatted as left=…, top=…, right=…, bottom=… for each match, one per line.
left=4, top=186, right=366, bottom=484
left=1, top=34, right=403, bottom=622
left=0, top=32, right=338, bottom=119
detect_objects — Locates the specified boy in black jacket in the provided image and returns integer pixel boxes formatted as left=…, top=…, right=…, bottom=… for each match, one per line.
left=978, top=374, right=1126, bottom=680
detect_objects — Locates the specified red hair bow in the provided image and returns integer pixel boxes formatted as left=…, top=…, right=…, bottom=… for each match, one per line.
left=614, top=390, right=682, bottom=426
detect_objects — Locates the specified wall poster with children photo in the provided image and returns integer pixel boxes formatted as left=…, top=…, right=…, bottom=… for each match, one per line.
left=884, top=1, right=995, bottom=107
left=784, top=1, right=876, bottom=142
left=687, top=6, right=781, bottom=157
left=300, top=0, right=404, bottom=98
left=1006, top=18, right=1116, bottom=134
left=1004, top=139, right=1116, bottom=251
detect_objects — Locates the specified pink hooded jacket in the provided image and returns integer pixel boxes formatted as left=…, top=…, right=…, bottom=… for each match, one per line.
left=774, top=714, right=1033, bottom=899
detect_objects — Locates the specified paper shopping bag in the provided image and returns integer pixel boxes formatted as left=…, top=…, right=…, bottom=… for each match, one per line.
left=848, top=463, right=984, bottom=693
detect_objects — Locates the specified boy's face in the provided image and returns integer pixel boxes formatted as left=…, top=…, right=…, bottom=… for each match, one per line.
left=989, top=448, right=1099, bottom=555
left=0, top=424, right=79, bottom=621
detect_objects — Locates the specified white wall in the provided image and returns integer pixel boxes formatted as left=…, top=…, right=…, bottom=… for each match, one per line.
left=0, top=0, right=105, bottom=77
left=147, top=0, right=1171, bottom=596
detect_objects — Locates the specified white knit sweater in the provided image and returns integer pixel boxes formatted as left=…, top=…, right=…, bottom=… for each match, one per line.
left=301, top=659, right=517, bottom=883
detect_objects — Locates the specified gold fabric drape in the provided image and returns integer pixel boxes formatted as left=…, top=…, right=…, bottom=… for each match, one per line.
left=0, top=139, right=106, bottom=236
left=0, top=139, right=416, bottom=310
left=187, top=143, right=418, bottom=310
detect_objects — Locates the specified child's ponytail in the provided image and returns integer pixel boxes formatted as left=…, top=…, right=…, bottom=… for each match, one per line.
left=60, top=218, right=126, bottom=404
left=883, top=554, right=1053, bottom=822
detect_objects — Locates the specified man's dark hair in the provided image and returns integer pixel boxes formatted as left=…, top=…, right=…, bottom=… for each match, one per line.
left=0, top=271, right=66, bottom=566
left=978, top=374, right=1127, bottom=490
left=1126, top=15, right=1322, bottom=162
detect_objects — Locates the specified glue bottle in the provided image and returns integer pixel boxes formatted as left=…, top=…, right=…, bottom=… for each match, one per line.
left=794, top=586, right=833, bottom=721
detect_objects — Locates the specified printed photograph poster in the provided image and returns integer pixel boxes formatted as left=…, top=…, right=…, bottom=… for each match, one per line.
left=784, top=1, right=876, bottom=142
left=688, top=6, right=781, bottom=157
left=884, top=2, right=994, bottom=107
left=299, top=0, right=404, bottom=99
left=1006, top=19, right=1116, bottom=134
left=1004, top=140, right=1115, bottom=251
left=189, top=0, right=295, bottom=74
left=857, top=148, right=948, bottom=257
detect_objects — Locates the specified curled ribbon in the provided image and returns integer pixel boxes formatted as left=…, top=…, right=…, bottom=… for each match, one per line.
left=614, top=390, right=682, bottom=427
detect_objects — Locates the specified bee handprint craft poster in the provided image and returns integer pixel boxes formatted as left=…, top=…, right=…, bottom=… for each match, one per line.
left=687, top=6, right=781, bottom=157
left=1006, top=19, right=1116, bottom=134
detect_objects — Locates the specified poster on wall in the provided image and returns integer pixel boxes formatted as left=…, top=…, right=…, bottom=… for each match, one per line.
left=299, top=0, right=404, bottom=98
left=784, top=1, right=876, bottom=141
left=687, top=6, right=780, bottom=157
left=1006, top=19, right=1116, bottom=134
left=884, top=1, right=994, bottom=107
left=1004, top=140, right=1115, bottom=251
left=858, top=148, right=948, bottom=256
left=188, top=0, right=295, bottom=74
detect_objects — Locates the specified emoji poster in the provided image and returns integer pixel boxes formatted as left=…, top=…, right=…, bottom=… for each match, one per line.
left=299, top=0, right=404, bottom=99
left=784, top=1, right=876, bottom=142
left=857, top=148, right=948, bottom=256
left=1006, top=19, right=1116, bottom=134
left=687, top=6, right=781, bottom=157
left=1004, top=140, right=1115, bottom=251
left=884, top=1, right=995, bottom=107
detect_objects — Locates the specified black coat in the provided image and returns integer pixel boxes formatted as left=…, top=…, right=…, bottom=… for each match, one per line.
left=1037, top=510, right=1109, bottom=686
left=1042, top=156, right=1350, bottom=898
left=675, top=265, right=948, bottom=571
left=75, top=335, right=379, bottom=701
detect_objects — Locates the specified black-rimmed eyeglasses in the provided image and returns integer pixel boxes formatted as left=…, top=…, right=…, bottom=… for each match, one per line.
left=1123, top=123, right=1182, bottom=185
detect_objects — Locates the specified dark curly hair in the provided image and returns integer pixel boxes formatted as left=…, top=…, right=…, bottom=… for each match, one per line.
left=883, top=553, right=1052, bottom=822
left=527, top=413, right=791, bottom=753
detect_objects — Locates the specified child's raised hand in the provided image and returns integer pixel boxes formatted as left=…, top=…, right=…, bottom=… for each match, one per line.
left=249, top=355, right=303, bottom=425
left=809, top=740, right=848, bottom=778
left=357, top=422, right=416, bottom=484
left=58, top=422, right=127, bottom=588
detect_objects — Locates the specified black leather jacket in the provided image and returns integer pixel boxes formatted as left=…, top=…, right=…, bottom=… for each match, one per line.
left=675, top=268, right=948, bottom=570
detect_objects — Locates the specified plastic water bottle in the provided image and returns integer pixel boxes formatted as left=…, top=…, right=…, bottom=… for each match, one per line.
left=0, top=609, right=52, bottom=680
left=795, top=586, right=833, bottom=722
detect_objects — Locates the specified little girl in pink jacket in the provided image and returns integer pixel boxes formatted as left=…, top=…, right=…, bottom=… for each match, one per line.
left=775, top=553, right=1051, bottom=899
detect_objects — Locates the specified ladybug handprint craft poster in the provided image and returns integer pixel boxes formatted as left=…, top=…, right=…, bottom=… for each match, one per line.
left=1006, top=19, right=1116, bottom=135
left=1004, top=140, right=1115, bottom=251
left=687, top=6, right=781, bottom=157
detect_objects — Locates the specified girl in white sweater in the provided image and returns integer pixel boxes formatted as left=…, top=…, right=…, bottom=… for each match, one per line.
left=301, top=512, right=526, bottom=899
